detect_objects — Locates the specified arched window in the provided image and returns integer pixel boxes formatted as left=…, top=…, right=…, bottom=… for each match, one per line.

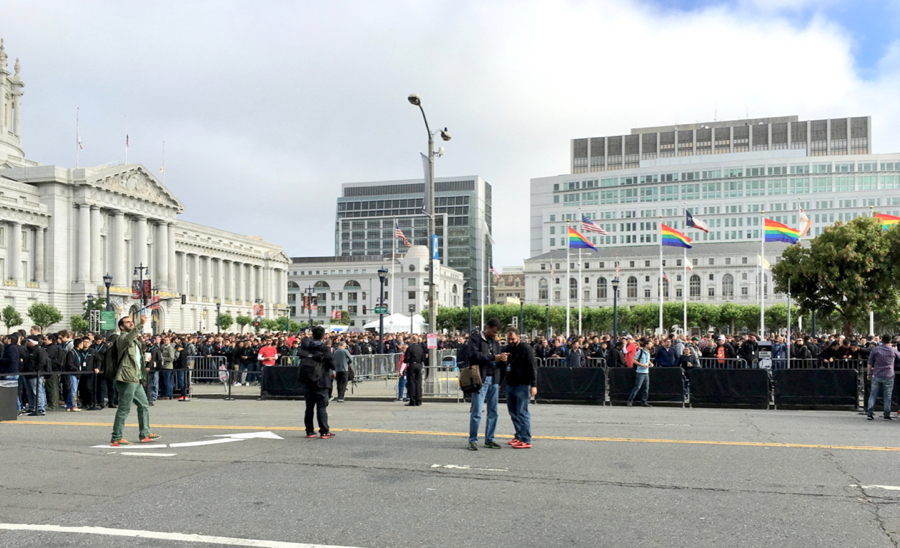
left=287, top=281, right=300, bottom=290
left=722, top=274, right=734, bottom=298
left=627, top=276, right=638, bottom=299
left=539, top=278, right=548, bottom=300
left=690, top=275, right=701, bottom=298
left=597, top=277, right=607, bottom=300
left=313, top=281, right=330, bottom=290
left=343, top=280, right=361, bottom=290
left=569, top=278, right=577, bottom=299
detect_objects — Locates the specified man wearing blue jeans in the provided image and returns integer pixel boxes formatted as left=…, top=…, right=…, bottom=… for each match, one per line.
left=458, top=318, right=502, bottom=451
left=866, top=335, right=900, bottom=420
left=627, top=338, right=654, bottom=407
left=501, top=327, right=538, bottom=449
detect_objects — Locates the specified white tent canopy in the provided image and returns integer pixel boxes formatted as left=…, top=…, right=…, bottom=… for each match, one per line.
left=362, top=313, right=428, bottom=334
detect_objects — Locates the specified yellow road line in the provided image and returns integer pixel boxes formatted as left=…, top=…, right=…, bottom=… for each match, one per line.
left=6, top=420, right=900, bottom=452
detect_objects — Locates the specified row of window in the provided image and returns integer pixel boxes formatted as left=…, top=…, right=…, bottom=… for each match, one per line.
left=537, top=273, right=767, bottom=300
left=538, top=256, right=775, bottom=271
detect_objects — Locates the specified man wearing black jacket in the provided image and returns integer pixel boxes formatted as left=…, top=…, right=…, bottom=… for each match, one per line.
left=301, top=326, right=335, bottom=439
left=23, top=336, right=50, bottom=416
left=403, top=335, right=426, bottom=406
left=500, top=327, right=537, bottom=449
left=457, top=318, right=503, bottom=451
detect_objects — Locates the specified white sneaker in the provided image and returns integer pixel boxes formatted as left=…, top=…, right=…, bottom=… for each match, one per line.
left=244, top=382, right=250, bottom=386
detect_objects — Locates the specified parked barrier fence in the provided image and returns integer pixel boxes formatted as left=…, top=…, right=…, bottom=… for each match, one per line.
left=424, top=349, right=460, bottom=401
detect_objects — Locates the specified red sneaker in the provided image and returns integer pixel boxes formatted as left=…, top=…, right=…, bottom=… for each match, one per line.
left=507, top=438, right=520, bottom=445
left=140, top=434, right=161, bottom=443
left=512, top=441, right=532, bottom=449
left=110, top=439, right=133, bottom=447
left=305, top=433, right=317, bottom=438
left=319, top=432, right=336, bottom=439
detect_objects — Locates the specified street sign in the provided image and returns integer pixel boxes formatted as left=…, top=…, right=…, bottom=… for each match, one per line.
left=431, top=234, right=439, bottom=260
left=100, top=311, right=116, bottom=331
left=375, top=305, right=388, bottom=314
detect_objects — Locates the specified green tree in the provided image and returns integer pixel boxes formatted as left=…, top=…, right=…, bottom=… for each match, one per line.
left=70, top=315, right=89, bottom=333
left=217, top=313, right=234, bottom=331
left=772, top=217, right=897, bottom=336
left=27, top=302, right=63, bottom=333
left=718, top=303, right=743, bottom=334
left=235, top=315, right=252, bottom=333
left=1, top=305, right=22, bottom=334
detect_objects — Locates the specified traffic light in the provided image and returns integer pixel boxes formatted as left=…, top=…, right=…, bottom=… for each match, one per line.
left=180, top=294, right=186, bottom=305
left=362, top=305, right=367, bottom=314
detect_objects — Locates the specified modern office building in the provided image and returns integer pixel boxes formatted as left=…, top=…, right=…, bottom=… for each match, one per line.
left=0, top=40, right=290, bottom=332
left=335, top=176, right=492, bottom=304
left=531, top=115, right=900, bottom=257
left=287, top=245, right=464, bottom=328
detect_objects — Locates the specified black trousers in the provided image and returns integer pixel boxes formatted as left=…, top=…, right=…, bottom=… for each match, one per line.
left=97, top=376, right=118, bottom=406
left=406, top=363, right=423, bottom=405
left=335, top=371, right=349, bottom=400
left=304, top=384, right=330, bottom=434
left=78, top=373, right=96, bottom=408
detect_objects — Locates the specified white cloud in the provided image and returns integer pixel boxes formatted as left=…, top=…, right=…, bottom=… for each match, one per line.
left=2, top=0, right=899, bottom=269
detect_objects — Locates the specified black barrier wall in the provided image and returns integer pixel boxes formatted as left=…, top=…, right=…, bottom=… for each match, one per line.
left=608, top=367, right=686, bottom=404
left=688, top=369, right=770, bottom=407
left=773, top=369, right=858, bottom=407
left=536, top=367, right=606, bottom=402
left=261, top=366, right=306, bottom=398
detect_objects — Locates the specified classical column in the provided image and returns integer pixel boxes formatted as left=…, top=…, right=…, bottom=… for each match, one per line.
left=216, top=258, right=225, bottom=301
left=111, top=210, right=127, bottom=288
left=90, top=206, right=102, bottom=284
left=248, top=264, right=257, bottom=303
left=235, top=262, right=244, bottom=303
left=77, top=204, right=91, bottom=283
left=167, top=223, right=176, bottom=291
left=156, top=221, right=169, bottom=290
left=33, top=227, right=44, bottom=283
left=224, top=260, right=232, bottom=301
left=8, top=221, right=21, bottom=281
left=133, top=215, right=149, bottom=272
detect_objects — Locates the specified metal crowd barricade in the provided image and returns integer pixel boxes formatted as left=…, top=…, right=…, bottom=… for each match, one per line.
left=697, top=357, right=750, bottom=369
left=278, top=356, right=300, bottom=367
left=189, top=356, right=229, bottom=383
left=352, top=353, right=401, bottom=381
left=585, top=358, right=607, bottom=368
left=542, top=357, right=567, bottom=368
left=424, top=349, right=460, bottom=401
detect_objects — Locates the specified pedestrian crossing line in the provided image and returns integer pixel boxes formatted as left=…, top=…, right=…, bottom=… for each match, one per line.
left=7, top=420, right=900, bottom=452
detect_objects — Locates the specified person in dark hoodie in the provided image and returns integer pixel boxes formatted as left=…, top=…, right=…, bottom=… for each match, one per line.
left=300, top=326, right=335, bottom=439
left=457, top=318, right=503, bottom=451
left=23, top=335, right=50, bottom=416
left=499, top=327, right=537, bottom=449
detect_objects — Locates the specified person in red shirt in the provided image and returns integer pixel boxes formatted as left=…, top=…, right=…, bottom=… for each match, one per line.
left=258, top=339, right=279, bottom=367
left=623, top=335, right=637, bottom=368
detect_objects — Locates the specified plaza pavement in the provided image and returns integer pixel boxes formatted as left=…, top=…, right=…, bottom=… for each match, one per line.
left=2, top=392, right=900, bottom=548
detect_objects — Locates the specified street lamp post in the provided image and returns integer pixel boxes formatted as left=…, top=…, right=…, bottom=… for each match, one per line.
left=103, top=273, right=112, bottom=336
left=545, top=303, right=550, bottom=340
left=408, top=93, right=450, bottom=338
left=377, top=268, right=388, bottom=353
left=519, top=299, right=524, bottom=335
left=612, top=277, right=620, bottom=339
left=465, top=286, right=473, bottom=333
left=216, top=302, right=221, bottom=334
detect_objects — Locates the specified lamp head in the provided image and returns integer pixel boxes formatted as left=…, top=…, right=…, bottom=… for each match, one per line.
left=440, top=128, right=451, bottom=141
left=378, top=267, right=388, bottom=281
left=103, top=273, right=112, bottom=287
left=407, top=94, right=421, bottom=106
left=611, top=277, right=620, bottom=288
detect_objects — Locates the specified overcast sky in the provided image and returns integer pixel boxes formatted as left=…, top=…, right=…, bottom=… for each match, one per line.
left=3, top=0, right=899, bottom=268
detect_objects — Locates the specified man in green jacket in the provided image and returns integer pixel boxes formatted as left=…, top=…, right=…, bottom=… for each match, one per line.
left=110, top=315, right=160, bottom=446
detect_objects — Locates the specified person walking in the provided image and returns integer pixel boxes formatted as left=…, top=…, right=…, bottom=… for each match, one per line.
left=626, top=338, right=654, bottom=407
left=500, top=327, right=537, bottom=449
left=866, top=334, right=900, bottom=420
left=403, top=335, right=426, bottom=406
left=458, top=318, right=503, bottom=451
left=332, top=341, right=352, bottom=402
left=109, top=315, right=160, bottom=446
left=300, top=326, right=335, bottom=439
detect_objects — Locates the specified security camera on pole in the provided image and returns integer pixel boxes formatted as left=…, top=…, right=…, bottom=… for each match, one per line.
left=408, top=93, right=450, bottom=342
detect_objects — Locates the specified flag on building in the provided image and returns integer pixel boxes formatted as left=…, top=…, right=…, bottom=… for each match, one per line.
left=875, top=213, right=900, bottom=230
left=662, top=271, right=670, bottom=283
left=568, top=227, right=597, bottom=251
left=395, top=222, right=411, bottom=247
left=581, top=214, right=609, bottom=235
left=615, top=261, right=620, bottom=277
left=550, top=264, right=555, bottom=277
left=757, top=254, right=771, bottom=269
left=798, top=208, right=812, bottom=238
left=661, top=224, right=692, bottom=248
left=764, top=218, right=800, bottom=244
left=685, top=210, right=710, bottom=233
left=77, top=138, right=83, bottom=150
left=686, top=263, right=693, bottom=272
left=490, top=264, right=499, bottom=279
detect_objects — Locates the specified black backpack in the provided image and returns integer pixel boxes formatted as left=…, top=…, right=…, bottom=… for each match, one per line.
left=102, top=340, right=128, bottom=380
left=297, top=347, right=325, bottom=384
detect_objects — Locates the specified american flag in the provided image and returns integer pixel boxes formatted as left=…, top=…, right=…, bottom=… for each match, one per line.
left=581, top=214, right=609, bottom=235
left=395, top=222, right=411, bottom=247
left=663, top=271, right=670, bottom=283
left=490, top=264, right=499, bottom=278
left=686, top=263, right=694, bottom=272
left=615, top=261, right=620, bottom=277
left=550, top=264, right=555, bottom=276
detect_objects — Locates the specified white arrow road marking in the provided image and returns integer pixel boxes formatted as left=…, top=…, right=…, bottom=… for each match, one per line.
left=168, top=438, right=244, bottom=448
left=212, top=431, right=284, bottom=440
left=91, top=444, right=168, bottom=449
left=431, top=464, right=508, bottom=472
left=851, top=484, right=900, bottom=491
left=0, top=523, right=365, bottom=547
left=120, top=452, right=177, bottom=457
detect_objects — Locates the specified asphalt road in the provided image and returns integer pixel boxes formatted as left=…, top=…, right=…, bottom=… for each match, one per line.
left=2, top=399, right=900, bottom=548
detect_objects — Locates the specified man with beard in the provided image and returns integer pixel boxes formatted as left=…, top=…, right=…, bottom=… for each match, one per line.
left=499, top=327, right=537, bottom=449
left=109, top=316, right=160, bottom=446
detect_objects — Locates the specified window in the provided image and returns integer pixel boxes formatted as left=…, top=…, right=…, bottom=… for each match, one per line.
left=644, top=260, right=651, bottom=267
left=597, top=277, right=607, bottom=299
left=408, top=291, right=416, bottom=299
left=627, top=276, right=637, bottom=299
left=690, top=275, right=701, bottom=298
left=708, top=287, right=715, bottom=297
left=708, top=258, right=715, bottom=265
left=722, top=274, right=734, bottom=298
left=569, top=278, right=577, bottom=299
left=741, top=287, right=749, bottom=296
left=708, top=273, right=715, bottom=281
left=408, top=278, right=416, bottom=286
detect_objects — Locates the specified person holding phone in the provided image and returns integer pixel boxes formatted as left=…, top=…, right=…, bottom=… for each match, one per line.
left=500, top=327, right=537, bottom=448
left=627, top=338, right=654, bottom=407
left=109, top=315, right=160, bottom=446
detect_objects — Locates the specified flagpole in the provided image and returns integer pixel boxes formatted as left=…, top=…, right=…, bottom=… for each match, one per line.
left=786, top=277, right=791, bottom=366
left=75, top=107, right=80, bottom=168
left=391, top=217, right=396, bottom=331
left=578, top=248, right=582, bottom=336
left=760, top=211, right=765, bottom=336
left=683, top=247, right=687, bottom=336
left=481, top=243, right=486, bottom=329
left=161, top=140, right=166, bottom=185
left=566, top=223, right=571, bottom=339
left=657, top=216, right=663, bottom=335
left=124, top=115, right=128, bottom=164
left=869, top=206, right=875, bottom=335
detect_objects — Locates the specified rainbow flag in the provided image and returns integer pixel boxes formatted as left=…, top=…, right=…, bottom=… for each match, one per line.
left=568, top=227, right=597, bottom=251
left=661, top=224, right=692, bottom=248
left=875, top=213, right=900, bottom=230
left=764, top=218, right=799, bottom=244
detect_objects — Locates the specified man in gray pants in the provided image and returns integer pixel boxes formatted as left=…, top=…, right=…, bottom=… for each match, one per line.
left=332, top=342, right=352, bottom=402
